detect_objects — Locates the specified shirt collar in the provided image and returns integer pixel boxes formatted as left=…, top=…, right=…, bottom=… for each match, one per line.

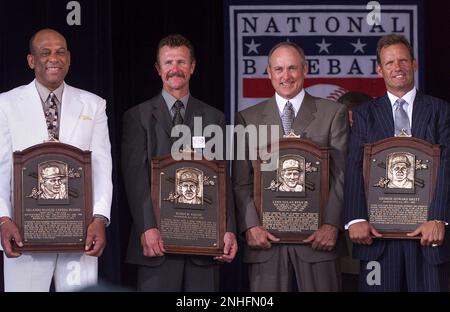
left=35, top=80, right=64, bottom=103
left=387, top=88, right=416, bottom=109
left=162, top=89, right=190, bottom=111
left=275, top=89, right=305, bottom=117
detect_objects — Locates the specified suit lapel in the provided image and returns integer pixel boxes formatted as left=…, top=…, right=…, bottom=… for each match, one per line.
left=17, top=81, right=48, bottom=142
left=411, top=92, right=431, bottom=140
left=19, top=80, right=48, bottom=138
left=373, top=95, right=395, bottom=138
left=292, top=92, right=315, bottom=136
left=260, top=97, right=283, bottom=138
left=184, top=96, right=204, bottom=132
left=151, top=94, right=173, bottom=138
left=59, top=83, right=84, bottom=142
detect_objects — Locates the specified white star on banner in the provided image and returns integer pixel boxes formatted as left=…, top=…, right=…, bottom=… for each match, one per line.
left=245, top=38, right=261, bottom=54
left=316, top=38, right=331, bottom=54
left=350, top=38, right=367, bottom=53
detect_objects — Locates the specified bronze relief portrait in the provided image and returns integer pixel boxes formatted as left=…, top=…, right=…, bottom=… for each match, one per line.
left=386, top=152, right=415, bottom=189
left=275, top=155, right=306, bottom=193
left=175, top=167, right=203, bottom=205
left=38, top=161, right=69, bottom=200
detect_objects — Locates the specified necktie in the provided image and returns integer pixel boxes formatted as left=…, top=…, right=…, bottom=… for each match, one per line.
left=45, top=92, right=59, bottom=140
left=172, top=100, right=184, bottom=126
left=394, top=98, right=410, bottom=135
left=281, top=101, right=295, bottom=135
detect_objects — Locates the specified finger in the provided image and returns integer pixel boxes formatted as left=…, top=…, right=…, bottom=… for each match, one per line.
left=85, top=242, right=102, bottom=257
left=85, top=233, right=94, bottom=251
left=152, top=243, right=164, bottom=257
left=229, top=243, right=238, bottom=258
left=11, top=231, right=24, bottom=247
left=86, top=236, right=106, bottom=256
left=221, top=242, right=238, bottom=260
left=406, top=228, right=421, bottom=237
left=267, top=232, right=280, bottom=242
left=262, top=241, right=272, bottom=249
left=3, top=240, right=21, bottom=258
left=420, top=236, right=428, bottom=246
left=216, top=254, right=234, bottom=263
left=223, top=240, right=231, bottom=255
left=303, top=234, right=315, bottom=244
left=370, top=227, right=383, bottom=237
left=158, top=239, right=166, bottom=253
left=363, top=236, right=373, bottom=245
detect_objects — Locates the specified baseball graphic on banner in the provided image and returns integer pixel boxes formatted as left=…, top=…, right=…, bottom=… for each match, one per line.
left=305, top=84, right=348, bottom=102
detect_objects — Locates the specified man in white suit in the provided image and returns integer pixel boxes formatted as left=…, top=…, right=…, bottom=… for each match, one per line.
left=0, top=29, right=112, bottom=291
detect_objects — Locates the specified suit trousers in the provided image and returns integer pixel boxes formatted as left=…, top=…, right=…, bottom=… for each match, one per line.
left=248, top=245, right=341, bottom=292
left=359, top=240, right=450, bottom=291
left=137, top=254, right=219, bottom=292
left=4, top=252, right=97, bottom=292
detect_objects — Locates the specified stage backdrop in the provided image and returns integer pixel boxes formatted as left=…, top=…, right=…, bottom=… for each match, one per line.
left=224, top=0, right=423, bottom=123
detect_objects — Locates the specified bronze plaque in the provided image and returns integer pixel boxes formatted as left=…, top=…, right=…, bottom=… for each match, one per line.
left=13, top=142, right=92, bottom=252
left=151, top=152, right=226, bottom=256
left=253, top=137, right=329, bottom=243
left=364, top=137, right=440, bottom=238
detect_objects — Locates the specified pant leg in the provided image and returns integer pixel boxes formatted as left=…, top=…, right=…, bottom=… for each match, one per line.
left=403, top=240, right=450, bottom=292
left=137, top=255, right=185, bottom=291
left=291, top=255, right=341, bottom=292
left=184, top=258, right=219, bottom=292
left=53, top=253, right=98, bottom=292
left=4, top=253, right=57, bottom=292
left=359, top=240, right=405, bottom=292
left=248, top=245, right=292, bottom=292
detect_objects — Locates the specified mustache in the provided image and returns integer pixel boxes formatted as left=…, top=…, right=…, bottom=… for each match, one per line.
left=167, top=71, right=185, bottom=79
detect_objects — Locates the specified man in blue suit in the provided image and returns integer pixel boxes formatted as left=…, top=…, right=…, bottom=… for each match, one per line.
left=344, top=34, right=450, bottom=291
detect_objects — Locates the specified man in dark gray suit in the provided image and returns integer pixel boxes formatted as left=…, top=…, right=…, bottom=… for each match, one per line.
left=233, top=42, right=349, bottom=291
left=122, top=34, right=237, bottom=291
left=344, top=34, right=450, bottom=291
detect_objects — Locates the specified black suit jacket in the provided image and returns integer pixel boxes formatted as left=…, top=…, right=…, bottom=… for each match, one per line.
left=122, top=93, right=236, bottom=267
left=344, top=92, right=450, bottom=264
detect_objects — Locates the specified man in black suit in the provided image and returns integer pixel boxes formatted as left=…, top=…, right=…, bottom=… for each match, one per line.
left=122, top=34, right=237, bottom=291
left=344, top=34, right=450, bottom=291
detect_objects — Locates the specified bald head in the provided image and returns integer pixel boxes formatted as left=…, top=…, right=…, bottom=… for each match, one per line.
left=29, top=29, right=67, bottom=54
left=27, top=28, right=71, bottom=90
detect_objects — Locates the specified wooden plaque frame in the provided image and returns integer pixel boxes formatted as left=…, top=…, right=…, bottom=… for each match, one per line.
left=364, top=137, right=440, bottom=238
left=252, top=137, right=329, bottom=243
left=151, top=152, right=226, bottom=256
left=13, top=142, right=92, bottom=252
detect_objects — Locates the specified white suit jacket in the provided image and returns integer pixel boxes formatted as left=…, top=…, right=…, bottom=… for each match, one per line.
left=0, top=80, right=113, bottom=229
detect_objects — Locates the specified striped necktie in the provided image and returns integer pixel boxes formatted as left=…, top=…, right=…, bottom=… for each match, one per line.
left=281, top=101, right=295, bottom=135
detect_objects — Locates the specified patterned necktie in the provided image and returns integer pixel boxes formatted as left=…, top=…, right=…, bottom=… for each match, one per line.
left=45, top=92, right=59, bottom=140
left=172, top=100, right=184, bottom=126
left=281, top=101, right=295, bottom=135
left=394, top=98, right=410, bottom=135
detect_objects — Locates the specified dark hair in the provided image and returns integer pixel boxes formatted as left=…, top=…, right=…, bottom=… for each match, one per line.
left=156, top=34, right=195, bottom=64
left=376, top=34, right=414, bottom=65
left=337, top=91, right=372, bottom=110
left=268, top=41, right=305, bottom=66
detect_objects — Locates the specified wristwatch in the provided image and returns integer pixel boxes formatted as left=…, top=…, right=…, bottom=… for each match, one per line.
left=93, top=214, right=110, bottom=227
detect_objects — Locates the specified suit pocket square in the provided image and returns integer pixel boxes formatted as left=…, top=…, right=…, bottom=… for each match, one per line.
left=79, top=115, right=93, bottom=121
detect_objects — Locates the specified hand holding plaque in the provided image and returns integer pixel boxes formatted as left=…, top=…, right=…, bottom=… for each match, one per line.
left=151, top=151, right=226, bottom=256
left=13, top=142, right=92, bottom=252
left=364, top=136, right=440, bottom=238
left=253, top=135, right=329, bottom=243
